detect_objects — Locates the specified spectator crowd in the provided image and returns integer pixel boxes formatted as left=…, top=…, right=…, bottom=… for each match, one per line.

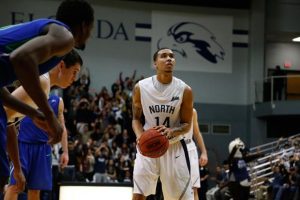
left=57, top=69, right=143, bottom=184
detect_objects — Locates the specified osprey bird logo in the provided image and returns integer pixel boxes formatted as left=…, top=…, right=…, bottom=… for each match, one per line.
left=157, top=22, right=225, bottom=64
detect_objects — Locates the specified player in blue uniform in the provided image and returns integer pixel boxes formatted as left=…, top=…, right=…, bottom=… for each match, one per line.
left=0, top=90, right=46, bottom=195
left=4, top=49, right=82, bottom=199
left=5, top=95, right=63, bottom=200
left=0, top=0, right=94, bottom=144
left=0, top=0, right=94, bottom=193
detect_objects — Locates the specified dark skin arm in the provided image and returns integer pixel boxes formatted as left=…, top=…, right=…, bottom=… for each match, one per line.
left=132, top=84, right=144, bottom=140
left=9, top=23, right=74, bottom=143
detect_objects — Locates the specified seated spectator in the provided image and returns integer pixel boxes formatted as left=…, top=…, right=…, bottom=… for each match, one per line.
left=81, top=146, right=95, bottom=182
left=214, top=161, right=230, bottom=200
left=123, top=170, right=132, bottom=183
left=107, top=159, right=118, bottom=183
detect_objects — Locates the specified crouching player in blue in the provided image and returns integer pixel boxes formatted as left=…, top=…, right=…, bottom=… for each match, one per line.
left=5, top=95, right=68, bottom=200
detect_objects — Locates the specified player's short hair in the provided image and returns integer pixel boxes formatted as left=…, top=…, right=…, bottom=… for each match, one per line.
left=56, top=0, right=94, bottom=28
left=153, top=47, right=171, bottom=61
left=63, top=49, right=83, bottom=68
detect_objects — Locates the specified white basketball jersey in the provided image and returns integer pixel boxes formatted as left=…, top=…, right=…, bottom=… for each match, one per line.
left=42, top=72, right=51, bottom=97
left=139, top=75, right=186, bottom=131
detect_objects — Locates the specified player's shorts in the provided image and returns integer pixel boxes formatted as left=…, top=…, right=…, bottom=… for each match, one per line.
left=10, top=141, right=52, bottom=190
left=133, top=139, right=193, bottom=200
left=188, top=147, right=200, bottom=188
left=0, top=101, right=9, bottom=181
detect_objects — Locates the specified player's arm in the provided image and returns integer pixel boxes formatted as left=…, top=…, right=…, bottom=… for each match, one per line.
left=132, top=83, right=144, bottom=140
left=57, top=97, right=69, bottom=168
left=172, top=86, right=193, bottom=136
left=5, top=75, right=50, bottom=122
left=176, top=86, right=194, bottom=135
left=192, top=109, right=208, bottom=166
left=9, top=24, right=73, bottom=142
left=6, top=125, right=25, bottom=193
left=0, top=88, right=46, bottom=124
left=10, top=23, right=73, bottom=117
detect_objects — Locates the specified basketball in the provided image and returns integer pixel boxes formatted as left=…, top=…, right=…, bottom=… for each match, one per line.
left=138, top=128, right=169, bottom=158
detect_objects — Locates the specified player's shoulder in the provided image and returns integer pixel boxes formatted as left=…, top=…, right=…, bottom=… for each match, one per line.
left=138, top=76, right=153, bottom=88
left=173, top=76, right=185, bottom=84
left=132, top=82, right=141, bottom=97
left=139, top=76, right=152, bottom=84
left=25, top=18, right=69, bottom=34
left=173, top=76, right=191, bottom=90
left=45, top=23, right=74, bottom=56
left=47, top=22, right=73, bottom=41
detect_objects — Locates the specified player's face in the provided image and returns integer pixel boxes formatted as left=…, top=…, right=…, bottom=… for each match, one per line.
left=58, top=63, right=81, bottom=88
left=154, top=49, right=176, bottom=73
left=75, top=22, right=94, bottom=50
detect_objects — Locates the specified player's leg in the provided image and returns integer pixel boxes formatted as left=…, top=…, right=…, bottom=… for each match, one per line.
left=160, top=141, right=193, bottom=200
left=27, top=190, right=40, bottom=200
left=193, top=188, right=199, bottom=200
left=132, top=150, right=159, bottom=200
left=4, top=186, right=18, bottom=200
left=5, top=141, right=29, bottom=200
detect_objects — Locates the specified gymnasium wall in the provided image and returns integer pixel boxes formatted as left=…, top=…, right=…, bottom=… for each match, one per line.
left=0, top=0, right=251, bottom=105
left=265, top=0, right=300, bottom=71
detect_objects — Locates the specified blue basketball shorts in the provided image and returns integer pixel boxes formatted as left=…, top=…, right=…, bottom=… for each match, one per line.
left=10, top=141, right=52, bottom=190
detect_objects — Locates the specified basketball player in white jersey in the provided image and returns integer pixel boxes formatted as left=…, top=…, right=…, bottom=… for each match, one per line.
left=185, top=108, right=208, bottom=200
left=132, top=48, right=194, bottom=200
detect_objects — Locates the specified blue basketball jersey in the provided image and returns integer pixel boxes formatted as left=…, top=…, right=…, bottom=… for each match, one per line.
left=0, top=19, right=70, bottom=87
left=18, top=95, right=60, bottom=143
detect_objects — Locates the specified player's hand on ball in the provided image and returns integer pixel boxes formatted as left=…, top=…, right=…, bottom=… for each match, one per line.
left=154, top=125, right=174, bottom=139
left=138, top=128, right=169, bottom=158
